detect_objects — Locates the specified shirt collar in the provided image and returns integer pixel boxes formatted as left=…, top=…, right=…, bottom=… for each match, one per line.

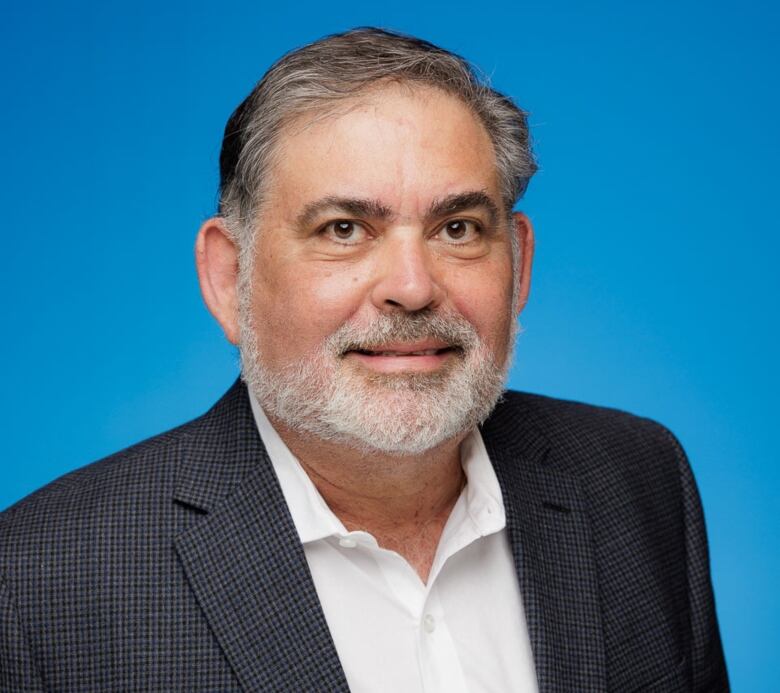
left=249, top=391, right=345, bottom=543
left=460, top=425, right=507, bottom=536
left=248, top=390, right=506, bottom=544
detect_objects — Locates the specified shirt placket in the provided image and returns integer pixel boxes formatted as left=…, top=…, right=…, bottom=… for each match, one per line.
left=417, top=586, right=470, bottom=693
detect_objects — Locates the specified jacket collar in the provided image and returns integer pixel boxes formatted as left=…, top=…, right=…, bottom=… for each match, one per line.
left=173, top=381, right=606, bottom=692
left=482, top=394, right=607, bottom=691
left=173, top=380, right=350, bottom=691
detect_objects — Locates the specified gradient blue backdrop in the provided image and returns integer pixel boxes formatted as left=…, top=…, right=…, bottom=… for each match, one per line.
left=2, top=0, right=777, bottom=688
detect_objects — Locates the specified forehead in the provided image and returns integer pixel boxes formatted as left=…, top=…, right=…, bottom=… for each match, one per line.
left=264, top=84, right=501, bottom=221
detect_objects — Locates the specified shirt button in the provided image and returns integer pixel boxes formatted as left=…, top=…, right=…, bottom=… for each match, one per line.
left=423, top=614, right=436, bottom=633
left=338, top=537, right=357, bottom=548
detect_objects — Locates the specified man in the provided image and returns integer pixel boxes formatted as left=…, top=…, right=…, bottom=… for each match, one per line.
left=0, top=28, right=727, bottom=692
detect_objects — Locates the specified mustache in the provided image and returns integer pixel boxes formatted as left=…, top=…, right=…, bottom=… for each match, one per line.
left=328, top=310, right=479, bottom=355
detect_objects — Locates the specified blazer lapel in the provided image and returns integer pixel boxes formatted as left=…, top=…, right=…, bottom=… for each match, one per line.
left=482, top=401, right=607, bottom=692
left=172, top=381, right=349, bottom=692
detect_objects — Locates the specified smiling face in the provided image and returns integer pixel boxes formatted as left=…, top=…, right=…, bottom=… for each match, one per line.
left=236, top=84, right=532, bottom=454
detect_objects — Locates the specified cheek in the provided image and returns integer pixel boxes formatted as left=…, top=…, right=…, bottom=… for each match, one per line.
left=251, top=265, right=370, bottom=356
left=446, top=264, right=515, bottom=345
left=453, top=272, right=514, bottom=364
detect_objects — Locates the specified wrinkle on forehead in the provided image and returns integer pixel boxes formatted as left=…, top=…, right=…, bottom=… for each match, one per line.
left=267, top=83, right=501, bottom=226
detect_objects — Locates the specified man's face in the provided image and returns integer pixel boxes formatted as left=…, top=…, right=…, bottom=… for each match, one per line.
left=239, top=84, right=525, bottom=454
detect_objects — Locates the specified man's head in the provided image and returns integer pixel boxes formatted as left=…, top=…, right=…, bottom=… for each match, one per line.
left=196, top=28, right=536, bottom=455
left=217, top=27, right=536, bottom=259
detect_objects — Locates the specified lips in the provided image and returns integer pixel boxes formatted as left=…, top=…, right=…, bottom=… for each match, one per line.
left=352, top=347, right=452, bottom=357
left=342, top=340, right=460, bottom=374
left=347, top=337, right=453, bottom=356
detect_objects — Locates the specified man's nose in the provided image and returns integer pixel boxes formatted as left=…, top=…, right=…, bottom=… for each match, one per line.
left=369, top=233, right=445, bottom=313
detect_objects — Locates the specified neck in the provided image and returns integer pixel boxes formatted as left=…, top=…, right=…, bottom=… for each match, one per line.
left=269, top=416, right=468, bottom=581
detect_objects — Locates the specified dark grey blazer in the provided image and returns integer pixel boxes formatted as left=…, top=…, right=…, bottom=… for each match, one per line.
left=0, top=380, right=728, bottom=691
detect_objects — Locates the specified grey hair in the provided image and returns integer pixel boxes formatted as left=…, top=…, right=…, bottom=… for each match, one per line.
left=217, top=27, right=537, bottom=257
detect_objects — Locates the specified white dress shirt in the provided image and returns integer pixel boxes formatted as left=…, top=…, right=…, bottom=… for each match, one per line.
left=249, top=393, right=538, bottom=693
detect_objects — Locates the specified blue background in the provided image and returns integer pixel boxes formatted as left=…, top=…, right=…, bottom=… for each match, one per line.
left=2, top=0, right=777, bottom=688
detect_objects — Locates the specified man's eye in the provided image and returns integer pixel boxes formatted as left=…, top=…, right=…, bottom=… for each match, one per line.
left=322, top=220, right=368, bottom=244
left=438, top=219, right=481, bottom=243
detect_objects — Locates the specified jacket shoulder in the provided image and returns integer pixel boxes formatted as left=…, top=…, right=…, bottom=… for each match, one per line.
left=485, top=390, right=688, bottom=526
left=487, top=389, right=678, bottom=467
left=0, top=381, right=249, bottom=535
left=0, top=418, right=194, bottom=546
left=0, top=379, right=253, bottom=567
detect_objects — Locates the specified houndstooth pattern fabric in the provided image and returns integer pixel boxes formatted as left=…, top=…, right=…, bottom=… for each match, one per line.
left=0, top=380, right=728, bottom=691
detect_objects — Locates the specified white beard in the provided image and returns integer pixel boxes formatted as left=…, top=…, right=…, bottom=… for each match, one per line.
left=239, top=309, right=517, bottom=455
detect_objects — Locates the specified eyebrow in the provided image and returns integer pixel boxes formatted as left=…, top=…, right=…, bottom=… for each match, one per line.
left=295, top=196, right=393, bottom=229
left=294, top=190, right=501, bottom=229
left=426, top=191, right=500, bottom=227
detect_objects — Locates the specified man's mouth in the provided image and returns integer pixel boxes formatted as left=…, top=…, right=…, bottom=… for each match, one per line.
left=351, top=347, right=455, bottom=357
left=343, top=341, right=461, bottom=373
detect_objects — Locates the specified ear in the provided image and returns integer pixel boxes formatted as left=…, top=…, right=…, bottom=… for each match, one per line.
left=195, top=217, right=241, bottom=345
left=512, top=211, right=535, bottom=315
